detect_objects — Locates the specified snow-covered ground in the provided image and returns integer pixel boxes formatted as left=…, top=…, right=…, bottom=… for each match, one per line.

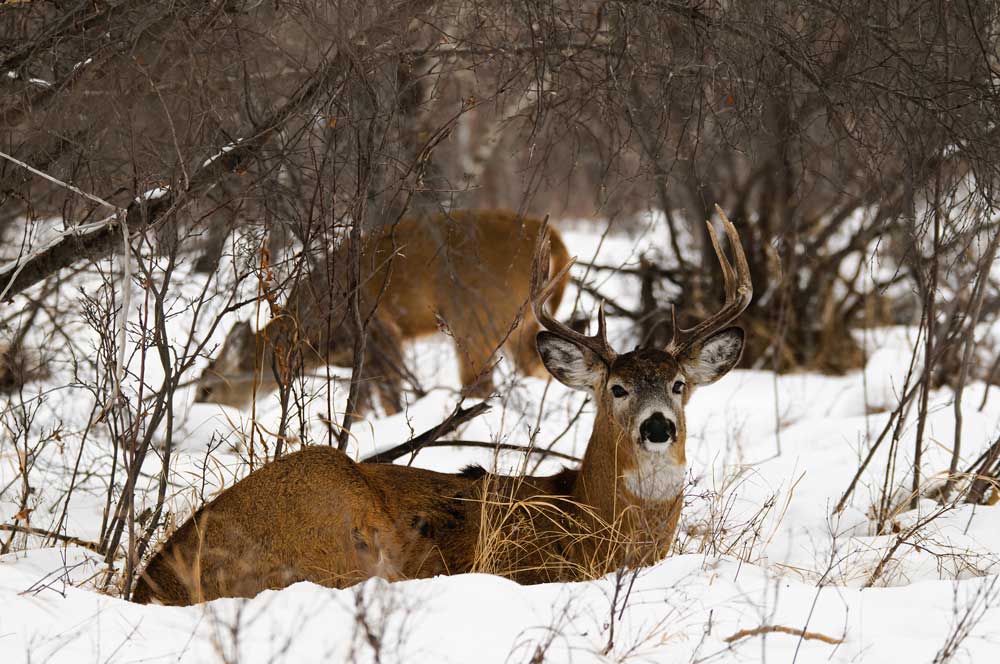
left=1, top=218, right=999, bottom=662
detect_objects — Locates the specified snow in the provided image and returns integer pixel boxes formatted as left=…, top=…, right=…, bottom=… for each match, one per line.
left=202, top=141, right=243, bottom=168
left=1, top=217, right=999, bottom=662
left=134, top=186, right=170, bottom=203
left=2, top=71, right=52, bottom=88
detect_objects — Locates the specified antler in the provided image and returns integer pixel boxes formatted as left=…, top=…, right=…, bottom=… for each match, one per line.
left=668, top=205, right=753, bottom=355
left=531, top=221, right=617, bottom=365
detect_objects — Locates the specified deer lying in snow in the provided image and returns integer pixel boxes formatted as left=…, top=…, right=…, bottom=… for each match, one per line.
left=135, top=207, right=751, bottom=605
left=194, top=209, right=571, bottom=414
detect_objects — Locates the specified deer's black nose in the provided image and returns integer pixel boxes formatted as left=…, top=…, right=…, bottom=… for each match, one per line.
left=639, top=412, right=676, bottom=444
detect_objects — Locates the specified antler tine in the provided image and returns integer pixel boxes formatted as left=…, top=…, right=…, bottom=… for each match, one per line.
left=530, top=221, right=617, bottom=364
left=716, top=204, right=752, bottom=295
left=670, top=205, right=753, bottom=355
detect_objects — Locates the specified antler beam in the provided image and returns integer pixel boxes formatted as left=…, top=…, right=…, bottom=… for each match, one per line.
left=668, top=205, right=753, bottom=355
left=530, top=221, right=617, bottom=364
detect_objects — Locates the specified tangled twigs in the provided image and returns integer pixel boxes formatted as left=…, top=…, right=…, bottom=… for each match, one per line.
left=966, top=435, right=1000, bottom=505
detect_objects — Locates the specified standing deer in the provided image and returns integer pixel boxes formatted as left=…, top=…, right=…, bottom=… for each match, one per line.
left=134, top=207, right=751, bottom=605
left=194, top=209, right=571, bottom=414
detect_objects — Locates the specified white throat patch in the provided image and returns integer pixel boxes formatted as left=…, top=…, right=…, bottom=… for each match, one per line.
left=622, top=449, right=686, bottom=502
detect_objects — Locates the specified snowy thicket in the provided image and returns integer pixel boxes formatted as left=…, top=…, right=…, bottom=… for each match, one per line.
left=1, top=221, right=999, bottom=663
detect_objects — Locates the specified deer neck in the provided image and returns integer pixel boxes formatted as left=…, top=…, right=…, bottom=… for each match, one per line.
left=570, top=400, right=685, bottom=564
left=572, top=405, right=628, bottom=521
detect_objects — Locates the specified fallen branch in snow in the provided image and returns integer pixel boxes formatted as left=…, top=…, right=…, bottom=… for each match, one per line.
left=361, top=401, right=492, bottom=463
left=723, top=624, right=844, bottom=645
left=0, top=523, right=102, bottom=553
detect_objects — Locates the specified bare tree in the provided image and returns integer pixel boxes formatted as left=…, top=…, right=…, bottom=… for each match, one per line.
left=1, top=0, right=998, bottom=594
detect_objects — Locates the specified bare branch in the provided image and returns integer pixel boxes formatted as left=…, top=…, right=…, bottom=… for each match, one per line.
left=361, top=401, right=491, bottom=464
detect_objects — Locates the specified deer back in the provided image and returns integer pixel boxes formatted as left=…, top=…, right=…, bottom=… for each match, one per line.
left=133, top=447, right=583, bottom=604
left=194, top=209, right=570, bottom=408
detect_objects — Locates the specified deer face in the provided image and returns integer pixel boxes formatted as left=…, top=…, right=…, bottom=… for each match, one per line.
left=194, top=321, right=276, bottom=408
left=537, top=327, right=743, bottom=502
left=537, top=327, right=744, bottom=459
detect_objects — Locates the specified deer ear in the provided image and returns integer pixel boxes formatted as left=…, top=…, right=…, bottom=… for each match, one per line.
left=218, top=321, right=254, bottom=370
left=536, top=331, right=605, bottom=390
left=682, top=327, right=744, bottom=386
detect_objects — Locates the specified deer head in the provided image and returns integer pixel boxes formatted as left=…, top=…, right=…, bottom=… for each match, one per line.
left=193, top=321, right=273, bottom=408
left=531, top=205, right=752, bottom=504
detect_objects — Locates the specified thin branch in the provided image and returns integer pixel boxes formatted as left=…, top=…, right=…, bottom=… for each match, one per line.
left=569, top=276, right=640, bottom=318
left=0, top=523, right=102, bottom=553
left=402, top=439, right=580, bottom=463
left=0, top=150, right=118, bottom=211
left=361, top=402, right=491, bottom=463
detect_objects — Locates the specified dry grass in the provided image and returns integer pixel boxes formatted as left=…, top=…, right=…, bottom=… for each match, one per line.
left=470, top=472, right=679, bottom=584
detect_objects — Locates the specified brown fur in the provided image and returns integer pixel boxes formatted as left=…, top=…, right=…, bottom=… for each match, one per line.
left=133, top=447, right=582, bottom=604
left=195, top=210, right=571, bottom=413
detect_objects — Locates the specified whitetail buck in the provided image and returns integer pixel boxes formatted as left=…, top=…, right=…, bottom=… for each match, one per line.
left=193, top=209, right=571, bottom=414
left=134, top=207, right=751, bottom=605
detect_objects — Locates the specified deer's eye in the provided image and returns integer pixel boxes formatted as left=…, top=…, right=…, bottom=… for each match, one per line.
left=672, top=380, right=685, bottom=395
left=611, top=385, right=628, bottom=398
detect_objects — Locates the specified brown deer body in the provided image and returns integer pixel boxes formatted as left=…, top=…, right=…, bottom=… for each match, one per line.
left=136, top=207, right=752, bottom=606
left=194, top=209, right=571, bottom=413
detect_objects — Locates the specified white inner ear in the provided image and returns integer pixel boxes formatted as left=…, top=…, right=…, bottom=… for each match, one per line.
left=686, top=330, right=743, bottom=385
left=537, top=335, right=602, bottom=390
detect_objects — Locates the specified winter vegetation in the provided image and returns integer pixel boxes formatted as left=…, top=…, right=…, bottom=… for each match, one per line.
left=1, top=1, right=1000, bottom=662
